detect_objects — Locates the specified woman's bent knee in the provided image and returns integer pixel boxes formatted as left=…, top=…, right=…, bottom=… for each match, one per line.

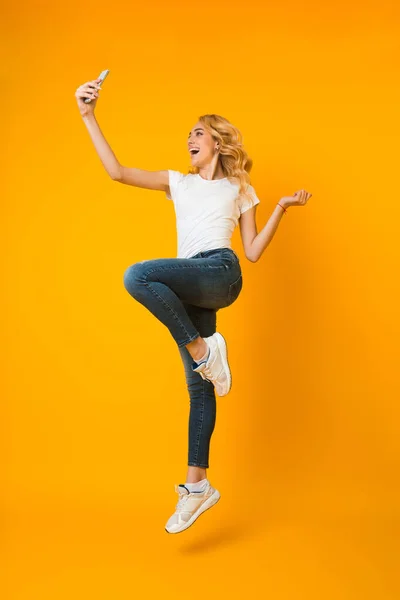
left=123, top=262, right=146, bottom=294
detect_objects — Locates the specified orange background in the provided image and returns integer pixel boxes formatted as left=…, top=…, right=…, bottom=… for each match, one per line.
left=2, top=0, right=400, bottom=598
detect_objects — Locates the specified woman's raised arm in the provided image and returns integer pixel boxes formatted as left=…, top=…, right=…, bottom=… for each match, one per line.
left=75, top=77, right=169, bottom=191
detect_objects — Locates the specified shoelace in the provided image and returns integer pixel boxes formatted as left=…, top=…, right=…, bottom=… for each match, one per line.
left=176, top=496, right=189, bottom=512
left=175, top=487, right=206, bottom=512
left=200, top=370, right=212, bottom=383
left=193, top=364, right=211, bottom=383
left=202, top=362, right=222, bottom=383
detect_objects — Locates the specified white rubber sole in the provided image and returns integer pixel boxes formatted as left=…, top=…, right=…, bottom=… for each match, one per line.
left=214, top=332, right=232, bottom=396
left=165, top=489, right=221, bottom=534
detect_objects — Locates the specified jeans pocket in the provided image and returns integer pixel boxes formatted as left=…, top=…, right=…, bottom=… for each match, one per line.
left=227, top=274, right=243, bottom=305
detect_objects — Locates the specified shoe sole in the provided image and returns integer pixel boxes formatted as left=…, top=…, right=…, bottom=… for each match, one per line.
left=165, top=489, right=221, bottom=534
left=214, top=332, right=232, bottom=396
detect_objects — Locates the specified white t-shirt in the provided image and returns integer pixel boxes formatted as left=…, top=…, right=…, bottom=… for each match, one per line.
left=166, top=170, right=260, bottom=259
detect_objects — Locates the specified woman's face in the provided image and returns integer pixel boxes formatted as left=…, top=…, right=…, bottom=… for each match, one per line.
left=187, top=122, right=217, bottom=167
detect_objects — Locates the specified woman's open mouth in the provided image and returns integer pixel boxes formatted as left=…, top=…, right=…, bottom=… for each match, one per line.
left=189, top=149, right=200, bottom=157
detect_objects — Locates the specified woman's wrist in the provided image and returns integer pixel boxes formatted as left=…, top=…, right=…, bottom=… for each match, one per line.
left=277, top=199, right=289, bottom=212
left=82, top=113, right=96, bottom=123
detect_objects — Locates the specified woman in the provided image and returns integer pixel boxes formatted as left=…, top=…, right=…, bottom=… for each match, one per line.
left=75, top=76, right=312, bottom=534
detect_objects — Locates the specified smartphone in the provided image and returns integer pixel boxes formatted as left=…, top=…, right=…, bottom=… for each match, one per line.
left=84, top=69, right=109, bottom=103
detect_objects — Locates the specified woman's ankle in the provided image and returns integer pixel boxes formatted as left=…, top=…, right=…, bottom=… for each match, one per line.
left=186, top=466, right=207, bottom=483
left=186, top=337, right=208, bottom=361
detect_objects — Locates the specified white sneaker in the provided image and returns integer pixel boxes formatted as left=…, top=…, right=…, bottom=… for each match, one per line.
left=165, top=480, right=221, bottom=534
left=192, top=332, right=232, bottom=396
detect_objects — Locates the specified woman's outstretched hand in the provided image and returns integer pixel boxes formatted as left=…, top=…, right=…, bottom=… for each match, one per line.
left=75, top=78, right=102, bottom=118
left=280, top=189, right=312, bottom=208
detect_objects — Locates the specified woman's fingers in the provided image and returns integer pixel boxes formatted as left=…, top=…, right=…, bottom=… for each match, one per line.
left=84, top=83, right=100, bottom=98
left=288, top=189, right=312, bottom=206
left=293, top=190, right=310, bottom=204
left=81, top=91, right=98, bottom=100
left=75, top=88, right=98, bottom=100
left=86, top=85, right=100, bottom=94
left=88, top=81, right=101, bottom=90
left=75, top=80, right=101, bottom=98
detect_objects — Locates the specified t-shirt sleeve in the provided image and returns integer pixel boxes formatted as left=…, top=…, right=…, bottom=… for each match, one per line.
left=239, top=184, right=261, bottom=215
left=165, top=170, right=184, bottom=201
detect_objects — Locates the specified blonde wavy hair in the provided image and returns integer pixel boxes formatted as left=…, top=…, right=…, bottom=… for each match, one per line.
left=187, top=114, right=254, bottom=204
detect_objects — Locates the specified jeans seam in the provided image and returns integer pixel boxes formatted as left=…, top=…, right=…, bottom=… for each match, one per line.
left=193, top=376, right=206, bottom=465
left=144, top=264, right=225, bottom=274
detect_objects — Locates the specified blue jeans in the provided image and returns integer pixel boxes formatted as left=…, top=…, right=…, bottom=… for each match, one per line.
left=123, top=247, right=243, bottom=468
